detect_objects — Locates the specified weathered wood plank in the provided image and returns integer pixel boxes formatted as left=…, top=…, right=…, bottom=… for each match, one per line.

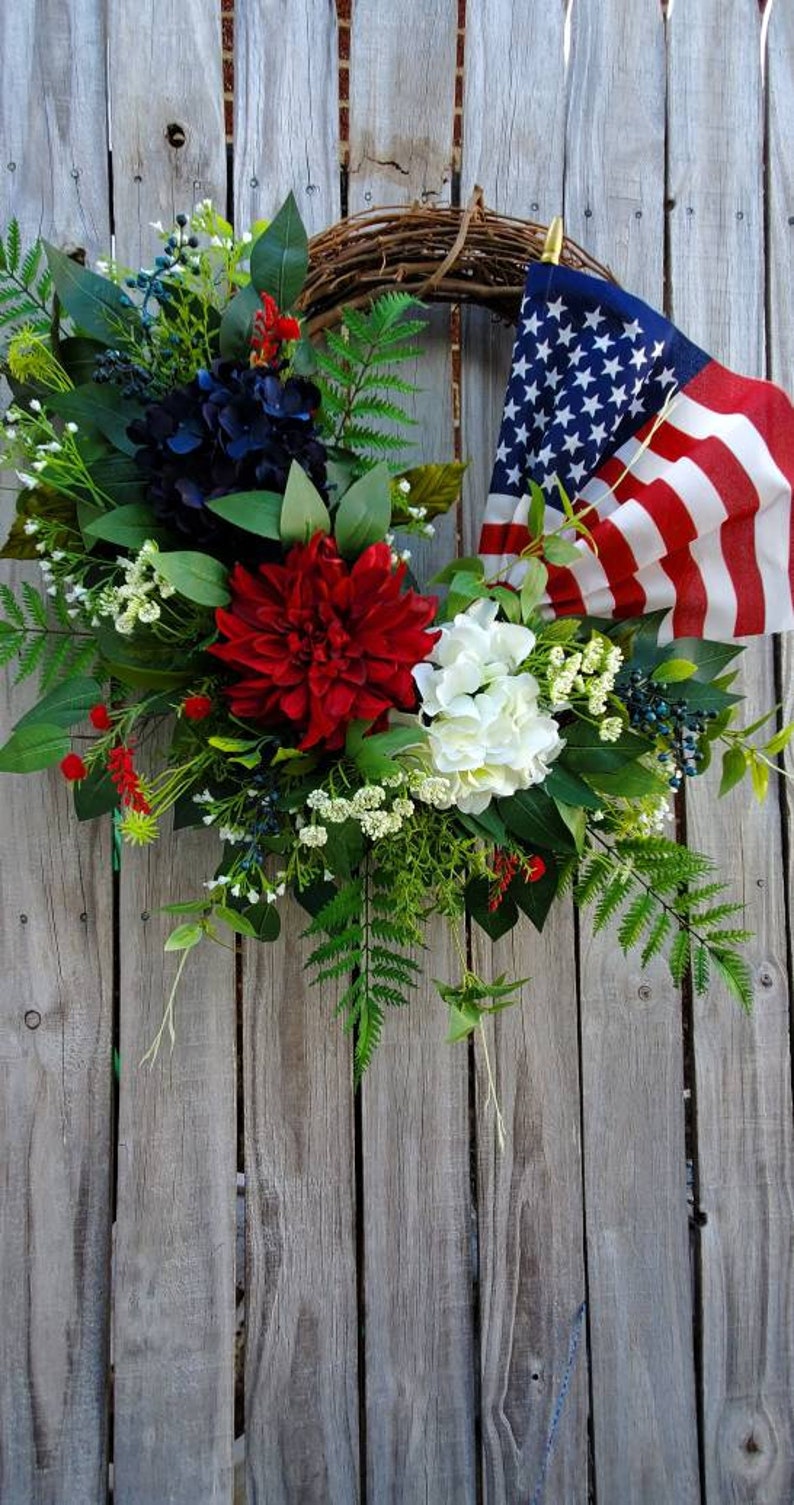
left=669, top=1, right=794, bottom=1498
left=107, top=7, right=237, bottom=1499
left=107, top=0, right=227, bottom=267
left=460, top=8, right=589, bottom=1502
left=0, top=4, right=113, bottom=1502
left=233, top=0, right=339, bottom=239
left=243, top=915, right=360, bottom=1504
left=233, top=18, right=360, bottom=1501
left=348, top=9, right=476, bottom=1497
left=566, top=3, right=701, bottom=1499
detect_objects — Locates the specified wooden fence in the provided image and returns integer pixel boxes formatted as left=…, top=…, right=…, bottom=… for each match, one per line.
left=1, top=1, right=793, bottom=1501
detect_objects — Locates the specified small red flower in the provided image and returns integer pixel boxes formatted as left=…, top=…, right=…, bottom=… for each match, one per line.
left=182, top=694, right=213, bottom=721
left=488, top=850, right=546, bottom=911
left=89, top=704, right=112, bottom=731
left=107, top=744, right=151, bottom=813
left=211, top=532, right=439, bottom=751
left=60, top=752, right=87, bottom=782
left=250, top=292, right=301, bottom=367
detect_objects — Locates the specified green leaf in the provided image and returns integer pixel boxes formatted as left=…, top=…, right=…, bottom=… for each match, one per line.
left=47, top=384, right=142, bottom=455
left=58, top=336, right=107, bottom=385
left=333, top=462, right=392, bottom=558
left=650, top=658, right=697, bottom=684
left=218, top=280, right=260, bottom=360
left=544, top=534, right=581, bottom=566
left=44, top=242, right=136, bottom=344
left=749, top=752, right=770, bottom=803
left=498, top=787, right=581, bottom=853
left=528, top=482, right=546, bottom=541
left=719, top=745, right=747, bottom=797
left=242, top=902, right=281, bottom=942
left=561, top=721, right=648, bottom=773
left=393, top=461, right=467, bottom=517
left=465, top=877, right=519, bottom=941
left=519, top=558, right=548, bottom=620
left=586, top=763, right=668, bottom=798
left=665, top=637, right=744, bottom=681
left=14, top=674, right=104, bottom=731
left=322, top=819, right=365, bottom=880
left=0, top=722, right=70, bottom=772
left=84, top=503, right=169, bottom=550
left=544, top=765, right=604, bottom=811
left=89, top=453, right=147, bottom=507
left=509, top=854, right=560, bottom=931
left=765, top=722, right=794, bottom=758
left=74, top=763, right=118, bottom=820
left=490, top=585, right=521, bottom=623
left=204, top=490, right=282, bottom=538
left=279, top=462, right=331, bottom=546
left=249, top=192, right=309, bottom=308
left=214, top=904, right=258, bottom=938
left=154, top=551, right=230, bottom=606
left=164, top=922, right=204, bottom=951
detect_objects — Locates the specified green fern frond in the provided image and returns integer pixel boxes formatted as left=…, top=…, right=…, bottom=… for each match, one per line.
left=710, top=949, right=753, bottom=1012
left=640, top=909, right=672, bottom=966
left=314, top=293, right=425, bottom=472
left=617, top=890, right=655, bottom=950
left=0, top=221, right=54, bottom=347
left=669, top=928, right=691, bottom=987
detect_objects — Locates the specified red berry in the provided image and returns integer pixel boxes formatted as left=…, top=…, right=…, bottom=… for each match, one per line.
left=526, top=856, right=547, bottom=883
left=182, top=694, right=213, bottom=721
left=60, top=752, right=87, bottom=782
left=89, top=704, right=112, bottom=731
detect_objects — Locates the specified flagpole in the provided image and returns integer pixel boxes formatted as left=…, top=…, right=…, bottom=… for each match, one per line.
left=540, top=216, right=563, bottom=266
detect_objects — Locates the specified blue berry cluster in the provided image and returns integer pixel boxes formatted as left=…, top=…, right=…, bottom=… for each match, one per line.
left=121, top=212, right=200, bottom=327
left=238, top=778, right=281, bottom=874
left=622, top=669, right=716, bottom=790
left=93, top=347, right=153, bottom=398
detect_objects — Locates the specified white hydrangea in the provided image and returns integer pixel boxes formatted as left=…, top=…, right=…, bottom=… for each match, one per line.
left=423, top=673, right=563, bottom=814
left=413, top=597, right=536, bottom=715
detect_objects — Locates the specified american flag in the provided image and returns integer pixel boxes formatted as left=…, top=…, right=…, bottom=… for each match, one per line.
left=479, top=262, right=794, bottom=640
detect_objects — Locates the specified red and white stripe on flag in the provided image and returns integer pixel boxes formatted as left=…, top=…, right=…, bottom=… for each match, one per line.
left=479, top=359, right=794, bottom=642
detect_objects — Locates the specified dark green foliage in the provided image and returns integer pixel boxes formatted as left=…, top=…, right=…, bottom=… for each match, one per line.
left=303, top=865, right=423, bottom=1079
left=313, top=293, right=424, bottom=472
left=0, top=581, right=98, bottom=688
left=575, top=832, right=753, bottom=1010
left=0, top=222, right=53, bottom=342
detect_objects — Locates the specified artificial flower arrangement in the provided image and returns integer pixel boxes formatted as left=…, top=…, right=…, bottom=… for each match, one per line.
left=0, top=196, right=788, bottom=1076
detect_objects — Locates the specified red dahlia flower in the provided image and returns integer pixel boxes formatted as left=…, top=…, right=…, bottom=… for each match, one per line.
left=211, top=532, right=439, bottom=750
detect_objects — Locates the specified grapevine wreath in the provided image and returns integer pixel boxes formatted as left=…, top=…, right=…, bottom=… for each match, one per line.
left=0, top=190, right=790, bottom=1080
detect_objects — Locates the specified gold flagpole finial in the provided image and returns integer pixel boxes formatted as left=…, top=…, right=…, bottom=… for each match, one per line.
left=540, top=216, right=564, bottom=266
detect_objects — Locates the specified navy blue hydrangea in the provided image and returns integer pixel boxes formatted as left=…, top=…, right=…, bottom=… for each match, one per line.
left=128, top=359, right=328, bottom=551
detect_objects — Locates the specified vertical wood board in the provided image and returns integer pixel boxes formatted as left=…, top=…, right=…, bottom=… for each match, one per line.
left=566, top=3, right=700, bottom=1499
left=668, top=2, right=794, bottom=1498
left=107, top=7, right=237, bottom=1499
left=460, top=7, right=588, bottom=1502
left=233, top=0, right=339, bottom=239
left=233, top=24, right=360, bottom=1501
left=349, top=11, right=476, bottom=1495
left=0, top=4, right=113, bottom=1501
